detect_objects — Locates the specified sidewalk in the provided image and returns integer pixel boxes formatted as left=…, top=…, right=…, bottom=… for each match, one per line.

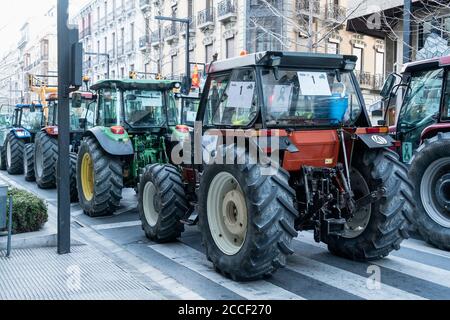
left=0, top=245, right=166, bottom=300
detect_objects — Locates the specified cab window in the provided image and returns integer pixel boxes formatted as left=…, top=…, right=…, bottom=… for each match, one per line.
left=443, top=70, right=450, bottom=121
left=98, top=88, right=119, bottom=127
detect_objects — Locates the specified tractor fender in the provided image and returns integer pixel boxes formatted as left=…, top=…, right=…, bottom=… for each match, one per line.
left=421, top=123, right=450, bottom=142
left=10, top=128, right=32, bottom=139
left=356, top=133, right=395, bottom=149
left=84, top=127, right=134, bottom=156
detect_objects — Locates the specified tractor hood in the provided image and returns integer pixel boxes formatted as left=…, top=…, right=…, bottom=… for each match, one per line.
left=91, top=79, right=181, bottom=91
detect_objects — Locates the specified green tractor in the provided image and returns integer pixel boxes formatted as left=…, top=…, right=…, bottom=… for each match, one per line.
left=77, top=79, right=181, bottom=217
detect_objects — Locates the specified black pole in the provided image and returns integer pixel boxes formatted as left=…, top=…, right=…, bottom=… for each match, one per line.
left=186, top=24, right=190, bottom=86
left=106, top=54, right=110, bottom=79
left=57, top=0, right=71, bottom=255
left=403, top=0, right=412, bottom=64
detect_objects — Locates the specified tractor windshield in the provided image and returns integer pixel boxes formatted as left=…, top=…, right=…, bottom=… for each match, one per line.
left=261, top=68, right=362, bottom=127
left=49, top=99, right=95, bottom=131
left=398, top=68, right=443, bottom=131
left=124, top=90, right=178, bottom=128
left=21, top=109, right=43, bottom=131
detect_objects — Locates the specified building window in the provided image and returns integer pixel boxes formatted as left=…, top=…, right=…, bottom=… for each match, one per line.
left=120, top=67, right=125, bottom=79
left=375, top=51, right=384, bottom=76
left=171, top=55, right=178, bottom=78
left=326, top=42, right=339, bottom=54
left=205, top=44, right=214, bottom=63
left=226, top=37, right=235, bottom=59
left=353, top=47, right=363, bottom=71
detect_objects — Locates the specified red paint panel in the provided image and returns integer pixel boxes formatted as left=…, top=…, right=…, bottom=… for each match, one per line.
left=282, top=130, right=340, bottom=171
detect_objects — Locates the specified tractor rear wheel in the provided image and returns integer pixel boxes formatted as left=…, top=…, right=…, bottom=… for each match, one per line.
left=0, top=145, right=7, bottom=171
left=409, top=132, right=450, bottom=251
left=198, top=157, right=298, bottom=281
left=327, top=149, right=414, bottom=261
left=138, top=164, right=188, bottom=243
left=24, top=143, right=35, bottom=182
left=34, top=132, right=57, bottom=189
left=6, top=133, right=24, bottom=175
left=77, top=137, right=123, bottom=217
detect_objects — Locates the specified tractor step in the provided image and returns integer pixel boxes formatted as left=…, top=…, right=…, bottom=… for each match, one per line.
left=316, top=218, right=347, bottom=242
left=181, top=208, right=199, bottom=226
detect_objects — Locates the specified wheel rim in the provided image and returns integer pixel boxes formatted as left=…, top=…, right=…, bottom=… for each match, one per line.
left=207, top=172, right=248, bottom=256
left=143, top=182, right=159, bottom=227
left=35, top=143, right=43, bottom=177
left=6, top=141, right=11, bottom=168
left=421, top=157, right=450, bottom=228
left=81, top=153, right=94, bottom=202
left=342, top=169, right=372, bottom=239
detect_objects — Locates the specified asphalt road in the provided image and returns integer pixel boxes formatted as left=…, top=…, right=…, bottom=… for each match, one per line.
left=2, top=170, right=450, bottom=300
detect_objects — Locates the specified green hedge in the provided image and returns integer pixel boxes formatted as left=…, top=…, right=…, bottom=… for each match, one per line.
left=7, top=189, right=48, bottom=234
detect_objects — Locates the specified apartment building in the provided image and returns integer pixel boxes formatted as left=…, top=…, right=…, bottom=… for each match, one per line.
left=77, top=0, right=386, bottom=104
left=0, top=7, right=57, bottom=105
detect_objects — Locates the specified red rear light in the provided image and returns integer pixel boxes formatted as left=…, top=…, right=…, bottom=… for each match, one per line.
left=366, top=127, right=389, bottom=134
left=46, top=127, right=59, bottom=135
left=176, top=125, right=190, bottom=133
left=440, top=55, right=450, bottom=66
left=111, top=126, right=125, bottom=135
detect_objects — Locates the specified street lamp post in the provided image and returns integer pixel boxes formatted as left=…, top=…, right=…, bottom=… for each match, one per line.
left=155, top=16, right=191, bottom=93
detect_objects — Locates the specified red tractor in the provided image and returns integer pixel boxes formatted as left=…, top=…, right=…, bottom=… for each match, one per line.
left=381, top=56, right=450, bottom=250
left=138, top=52, right=414, bottom=281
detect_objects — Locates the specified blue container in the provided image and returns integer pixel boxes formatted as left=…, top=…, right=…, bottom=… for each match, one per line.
left=329, top=93, right=349, bottom=124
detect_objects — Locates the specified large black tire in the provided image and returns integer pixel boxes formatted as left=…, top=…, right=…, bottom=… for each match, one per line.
left=138, top=164, right=188, bottom=243
left=5, top=133, right=25, bottom=175
left=198, top=154, right=298, bottom=281
left=34, top=132, right=57, bottom=189
left=77, top=136, right=123, bottom=217
left=69, top=152, right=79, bottom=203
left=24, top=143, right=35, bottom=182
left=409, top=132, right=450, bottom=251
left=0, top=145, right=7, bottom=171
left=327, top=149, right=414, bottom=261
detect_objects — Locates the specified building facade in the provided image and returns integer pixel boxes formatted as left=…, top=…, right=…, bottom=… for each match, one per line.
left=0, top=7, right=57, bottom=106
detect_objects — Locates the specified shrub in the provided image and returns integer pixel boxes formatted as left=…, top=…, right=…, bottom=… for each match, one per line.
left=6, top=188, right=48, bottom=234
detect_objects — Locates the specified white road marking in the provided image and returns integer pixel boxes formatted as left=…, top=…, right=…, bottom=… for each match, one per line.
left=402, top=238, right=450, bottom=259
left=150, top=242, right=305, bottom=300
left=91, top=220, right=142, bottom=231
left=287, top=255, right=426, bottom=300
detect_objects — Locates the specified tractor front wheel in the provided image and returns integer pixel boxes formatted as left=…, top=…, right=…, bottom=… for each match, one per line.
left=34, top=132, right=57, bottom=189
left=409, top=133, right=450, bottom=251
left=6, top=133, right=25, bottom=175
left=327, top=149, right=414, bottom=261
left=77, top=137, right=123, bottom=217
left=24, top=143, right=35, bottom=182
left=138, top=164, right=188, bottom=243
left=198, top=160, right=298, bottom=281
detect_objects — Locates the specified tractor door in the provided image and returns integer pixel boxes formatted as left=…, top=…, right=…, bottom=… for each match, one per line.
left=96, top=88, right=121, bottom=127
left=397, top=68, right=443, bottom=163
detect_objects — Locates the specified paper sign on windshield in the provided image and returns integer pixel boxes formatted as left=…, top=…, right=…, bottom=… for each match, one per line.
left=186, top=111, right=197, bottom=122
left=297, top=72, right=332, bottom=96
left=226, top=81, right=255, bottom=109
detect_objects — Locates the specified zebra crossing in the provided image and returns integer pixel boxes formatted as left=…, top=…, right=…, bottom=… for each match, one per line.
left=88, top=209, right=450, bottom=300
left=1, top=170, right=448, bottom=300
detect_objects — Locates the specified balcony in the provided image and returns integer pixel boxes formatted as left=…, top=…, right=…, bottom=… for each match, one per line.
left=107, top=13, right=116, bottom=25
left=150, top=31, right=161, bottom=47
left=92, top=21, right=99, bottom=33
left=108, top=49, right=116, bottom=61
left=296, top=0, right=321, bottom=18
left=355, top=71, right=372, bottom=89
left=117, top=44, right=125, bottom=57
left=99, top=17, right=107, bottom=30
left=139, top=35, right=150, bottom=50
left=198, top=7, right=215, bottom=29
left=140, top=0, right=151, bottom=11
left=18, top=35, right=28, bottom=48
left=217, top=0, right=237, bottom=23
left=164, top=24, right=179, bottom=43
left=373, top=74, right=385, bottom=90
left=180, top=17, right=196, bottom=37
left=326, top=2, right=347, bottom=24
left=80, top=27, right=92, bottom=38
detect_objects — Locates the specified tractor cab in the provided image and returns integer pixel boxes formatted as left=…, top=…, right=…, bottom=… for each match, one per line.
left=45, top=91, right=97, bottom=134
left=12, top=103, right=45, bottom=135
left=381, top=56, right=450, bottom=163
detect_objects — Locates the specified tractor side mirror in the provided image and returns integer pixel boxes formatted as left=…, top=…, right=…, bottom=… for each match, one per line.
left=380, top=73, right=400, bottom=100
left=182, top=76, right=191, bottom=95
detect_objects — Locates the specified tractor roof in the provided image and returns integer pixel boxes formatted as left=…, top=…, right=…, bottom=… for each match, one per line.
left=208, top=51, right=358, bottom=73
left=91, top=79, right=181, bottom=91
left=403, top=55, right=450, bottom=73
